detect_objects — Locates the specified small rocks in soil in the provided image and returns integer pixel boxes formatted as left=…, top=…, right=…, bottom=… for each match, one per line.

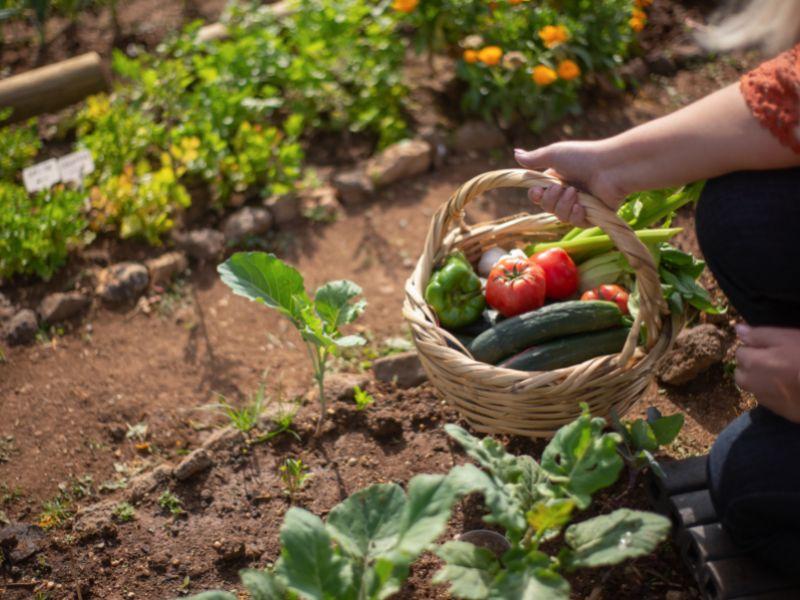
left=0, top=524, right=46, bottom=563
left=452, top=121, right=506, bottom=153
left=3, top=309, right=38, bottom=345
left=96, top=262, right=149, bottom=304
left=366, top=138, right=432, bottom=187
left=657, top=323, right=727, bottom=385
left=332, top=168, right=375, bottom=205
left=38, top=291, right=91, bottom=325
left=372, top=351, right=427, bottom=388
left=174, top=448, right=214, bottom=481
left=173, top=228, right=225, bottom=262
left=145, top=251, right=188, bottom=288
left=223, top=206, right=273, bottom=243
left=264, top=193, right=302, bottom=226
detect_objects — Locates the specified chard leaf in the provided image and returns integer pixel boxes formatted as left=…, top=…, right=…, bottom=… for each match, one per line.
left=564, top=509, right=671, bottom=568
left=540, top=405, right=623, bottom=509
left=434, top=541, right=500, bottom=599
left=630, top=419, right=658, bottom=452
left=240, top=569, right=286, bottom=599
left=218, top=252, right=311, bottom=322
left=314, top=280, right=367, bottom=328
left=276, top=508, right=354, bottom=600
left=488, top=552, right=570, bottom=600
left=326, top=483, right=405, bottom=560
left=445, top=424, right=524, bottom=484
left=394, top=474, right=462, bottom=558
left=649, top=413, right=684, bottom=446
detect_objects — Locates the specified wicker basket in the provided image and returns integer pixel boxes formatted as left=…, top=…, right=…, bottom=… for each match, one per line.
left=403, top=169, right=681, bottom=438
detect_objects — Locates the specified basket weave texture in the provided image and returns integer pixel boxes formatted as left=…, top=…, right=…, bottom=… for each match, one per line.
left=403, top=169, right=681, bottom=438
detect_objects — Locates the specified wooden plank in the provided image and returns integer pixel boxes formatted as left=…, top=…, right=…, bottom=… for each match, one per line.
left=0, top=52, right=108, bottom=122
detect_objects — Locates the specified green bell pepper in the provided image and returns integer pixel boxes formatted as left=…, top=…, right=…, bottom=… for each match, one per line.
left=425, top=252, right=485, bottom=329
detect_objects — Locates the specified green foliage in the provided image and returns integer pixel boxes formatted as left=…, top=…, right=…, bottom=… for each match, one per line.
left=0, top=182, right=88, bottom=281
left=353, top=385, right=375, bottom=411
left=611, top=407, right=684, bottom=479
left=0, top=111, right=41, bottom=179
left=397, top=0, right=640, bottom=129
left=279, top=458, right=312, bottom=501
left=218, top=252, right=366, bottom=425
left=158, top=490, right=184, bottom=517
left=216, top=384, right=268, bottom=433
left=112, top=501, right=136, bottom=523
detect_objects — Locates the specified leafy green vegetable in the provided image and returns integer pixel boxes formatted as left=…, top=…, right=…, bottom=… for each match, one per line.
left=218, top=252, right=366, bottom=427
left=610, top=407, right=685, bottom=480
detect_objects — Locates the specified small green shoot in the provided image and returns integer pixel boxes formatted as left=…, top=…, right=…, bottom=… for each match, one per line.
left=279, top=458, right=311, bottom=502
left=112, top=502, right=136, bottom=523
left=353, top=385, right=374, bottom=411
left=216, top=384, right=267, bottom=434
left=158, top=491, right=184, bottom=517
left=38, top=497, right=72, bottom=530
left=611, top=407, right=685, bottom=481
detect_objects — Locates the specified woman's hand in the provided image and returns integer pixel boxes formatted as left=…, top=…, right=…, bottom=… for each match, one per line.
left=736, top=325, right=800, bottom=423
left=514, top=141, right=629, bottom=227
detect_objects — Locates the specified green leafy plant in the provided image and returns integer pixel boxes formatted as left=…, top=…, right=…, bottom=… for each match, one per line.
left=279, top=458, right=312, bottom=502
left=218, top=252, right=366, bottom=429
left=187, top=406, right=671, bottom=600
left=436, top=406, right=671, bottom=598
left=0, top=182, right=88, bottom=280
left=611, top=407, right=684, bottom=480
left=38, top=496, right=72, bottom=530
left=158, top=490, right=184, bottom=517
left=353, top=385, right=374, bottom=411
left=112, top=501, right=136, bottom=523
left=216, top=384, right=268, bottom=434
left=0, top=110, right=41, bottom=179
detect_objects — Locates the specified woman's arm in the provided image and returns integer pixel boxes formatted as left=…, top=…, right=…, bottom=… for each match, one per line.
left=515, top=82, right=800, bottom=226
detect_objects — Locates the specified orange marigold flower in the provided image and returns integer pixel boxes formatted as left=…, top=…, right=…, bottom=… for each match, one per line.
left=392, top=0, right=418, bottom=13
left=629, top=16, right=645, bottom=32
left=478, top=46, right=503, bottom=66
left=464, top=49, right=479, bottom=64
left=557, top=59, right=580, bottom=80
left=538, top=24, right=570, bottom=49
left=532, top=65, right=558, bottom=86
left=632, top=7, right=646, bottom=20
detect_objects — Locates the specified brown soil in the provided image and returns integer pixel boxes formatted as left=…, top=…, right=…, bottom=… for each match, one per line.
left=0, top=4, right=764, bottom=598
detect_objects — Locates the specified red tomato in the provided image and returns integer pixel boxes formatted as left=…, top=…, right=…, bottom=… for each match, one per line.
left=530, top=248, right=579, bottom=300
left=486, top=257, right=546, bottom=317
left=581, top=284, right=630, bottom=315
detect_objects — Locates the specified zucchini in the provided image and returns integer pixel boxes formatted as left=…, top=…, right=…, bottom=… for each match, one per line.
left=499, top=327, right=631, bottom=372
left=468, top=300, right=623, bottom=364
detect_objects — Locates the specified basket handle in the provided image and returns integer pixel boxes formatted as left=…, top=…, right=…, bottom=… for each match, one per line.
left=428, top=168, right=666, bottom=355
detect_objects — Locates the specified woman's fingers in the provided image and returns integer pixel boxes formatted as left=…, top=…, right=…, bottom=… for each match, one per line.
left=529, top=184, right=588, bottom=227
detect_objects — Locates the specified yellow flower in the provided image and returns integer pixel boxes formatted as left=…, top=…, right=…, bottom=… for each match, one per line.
left=557, top=59, right=580, bottom=80
left=635, top=0, right=653, bottom=7
left=392, top=0, right=418, bottom=13
left=532, top=65, right=558, bottom=86
left=632, top=7, right=646, bottom=20
left=478, top=46, right=503, bottom=66
left=538, top=24, right=570, bottom=49
left=463, top=49, right=479, bottom=64
left=629, top=16, right=645, bottom=32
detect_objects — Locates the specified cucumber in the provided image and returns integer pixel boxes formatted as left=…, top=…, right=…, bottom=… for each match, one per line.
left=468, top=300, right=623, bottom=365
left=449, top=309, right=504, bottom=338
left=499, top=327, right=631, bottom=372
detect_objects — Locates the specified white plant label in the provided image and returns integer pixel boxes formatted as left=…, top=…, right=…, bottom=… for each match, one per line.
left=58, top=150, right=95, bottom=184
left=22, top=159, right=60, bottom=193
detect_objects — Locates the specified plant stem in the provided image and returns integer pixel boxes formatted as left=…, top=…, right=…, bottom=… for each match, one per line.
left=312, top=347, right=328, bottom=435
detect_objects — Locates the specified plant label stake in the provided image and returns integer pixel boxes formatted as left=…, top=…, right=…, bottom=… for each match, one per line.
left=22, top=158, right=60, bottom=193
left=57, top=150, right=95, bottom=185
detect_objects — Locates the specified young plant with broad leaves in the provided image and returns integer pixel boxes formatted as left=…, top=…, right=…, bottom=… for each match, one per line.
left=611, top=406, right=684, bottom=481
left=436, top=405, right=672, bottom=599
left=218, top=252, right=366, bottom=429
left=185, top=406, right=672, bottom=600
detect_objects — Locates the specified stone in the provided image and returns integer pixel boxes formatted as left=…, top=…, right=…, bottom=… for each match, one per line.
left=174, top=228, right=225, bottom=262
left=300, top=186, right=340, bottom=222
left=213, top=538, right=246, bottom=562
left=4, top=309, right=37, bottom=346
left=373, top=351, right=427, bottom=388
left=452, top=121, right=506, bottom=153
left=0, top=524, right=46, bottom=563
left=37, top=292, right=91, bottom=324
left=146, top=252, right=188, bottom=288
left=264, top=194, right=301, bottom=226
left=72, top=500, right=118, bottom=541
left=96, top=263, right=149, bottom=304
left=366, top=138, right=432, bottom=187
left=174, top=449, right=214, bottom=481
left=202, top=427, right=245, bottom=453
left=657, top=324, right=727, bottom=386
left=125, top=464, right=174, bottom=504
left=332, top=168, right=374, bottom=205
left=222, top=206, right=273, bottom=243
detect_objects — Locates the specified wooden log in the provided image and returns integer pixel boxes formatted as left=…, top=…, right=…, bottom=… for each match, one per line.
left=0, top=52, right=108, bottom=123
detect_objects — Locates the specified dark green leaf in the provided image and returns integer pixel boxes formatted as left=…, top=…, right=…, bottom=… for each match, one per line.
left=314, top=280, right=366, bottom=328
left=276, top=508, right=353, bottom=600
left=630, top=420, right=658, bottom=452
left=394, top=474, right=462, bottom=558
left=540, top=405, right=623, bottom=509
left=434, top=541, right=500, bottom=599
left=488, top=552, right=570, bottom=600
left=218, top=252, right=310, bottom=321
left=650, top=414, right=684, bottom=446
left=240, top=569, right=286, bottom=599
left=565, top=509, right=671, bottom=568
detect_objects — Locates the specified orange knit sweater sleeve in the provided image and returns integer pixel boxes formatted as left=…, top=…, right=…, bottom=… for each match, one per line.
left=740, top=44, right=800, bottom=154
